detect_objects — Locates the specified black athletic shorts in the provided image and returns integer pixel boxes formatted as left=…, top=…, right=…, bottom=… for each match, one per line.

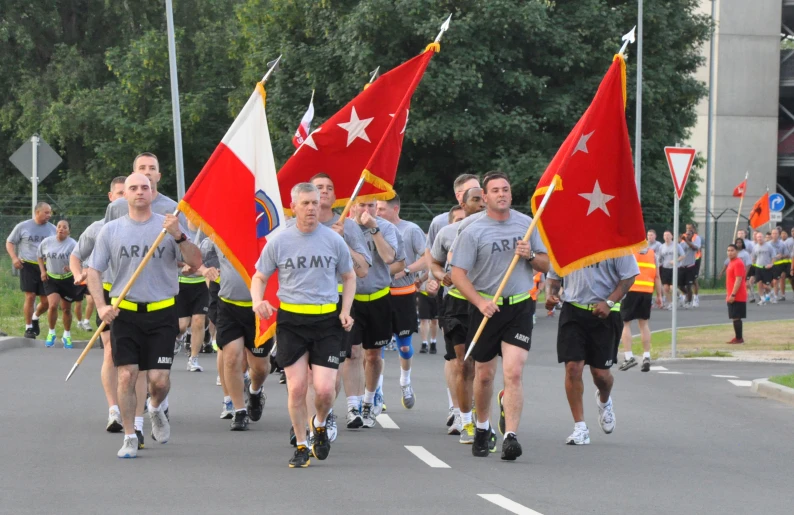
left=43, top=276, right=85, bottom=302
left=466, top=299, right=534, bottom=363
left=336, top=298, right=354, bottom=363
left=754, top=266, right=773, bottom=285
left=352, top=294, right=393, bottom=350
left=660, top=267, right=674, bottom=286
left=111, top=305, right=178, bottom=370
left=207, top=281, right=220, bottom=325
left=275, top=309, right=344, bottom=370
left=216, top=299, right=271, bottom=358
left=727, top=301, right=746, bottom=320
left=96, top=288, right=112, bottom=333
left=176, top=281, right=209, bottom=318
left=557, top=302, right=621, bottom=369
left=20, top=261, right=46, bottom=295
left=693, top=258, right=701, bottom=278
left=390, top=292, right=418, bottom=337
left=746, top=265, right=755, bottom=280
left=772, top=264, right=788, bottom=279
left=440, top=295, right=470, bottom=361
left=678, top=266, right=696, bottom=287
left=417, top=292, right=438, bottom=319
left=620, top=292, right=652, bottom=322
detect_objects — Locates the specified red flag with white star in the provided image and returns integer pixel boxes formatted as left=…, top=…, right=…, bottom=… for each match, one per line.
left=277, top=44, right=439, bottom=213
left=733, top=179, right=747, bottom=198
left=531, top=54, right=646, bottom=275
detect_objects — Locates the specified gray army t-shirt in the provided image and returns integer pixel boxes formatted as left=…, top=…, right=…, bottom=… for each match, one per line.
left=199, top=237, right=220, bottom=269
left=38, top=236, right=77, bottom=277
left=256, top=224, right=352, bottom=305
left=680, top=235, right=701, bottom=267
left=392, top=219, right=425, bottom=288
left=71, top=219, right=113, bottom=283
left=657, top=241, right=685, bottom=269
left=769, top=239, right=787, bottom=262
left=356, top=217, right=403, bottom=295
left=212, top=243, right=251, bottom=302
left=7, top=219, right=57, bottom=262
left=88, top=214, right=183, bottom=303
left=751, top=241, right=774, bottom=267
left=425, top=211, right=450, bottom=250
left=449, top=211, right=547, bottom=297
left=547, top=256, right=639, bottom=306
left=105, top=192, right=187, bottom=226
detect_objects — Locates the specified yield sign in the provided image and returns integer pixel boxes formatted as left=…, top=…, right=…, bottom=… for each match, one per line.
left=664, top=146, right=696, bottom=200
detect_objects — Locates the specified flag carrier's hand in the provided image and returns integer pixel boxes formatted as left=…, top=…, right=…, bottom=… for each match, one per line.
left=163, top=214, right=182, bottom=239
left=253, top=299, right=275, bottom=320
left=98, top=305, right=119, bottom=324
left=515, top=240, right=534, bottom=260
left=592, top=301, right=610, bottom=319
left=330, top=220, right=345, bottom=238
left=426, top=279, right=439, bottom=296
left=476, top=298, right=499, bottom=318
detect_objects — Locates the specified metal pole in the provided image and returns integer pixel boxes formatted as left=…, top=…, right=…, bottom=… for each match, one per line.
left=672, top=194, right=679, bottom=358
left=165, top=0, right=186, bottom=200
left=31, top=134, right=39, bottom=217
left=704, top=0, right=717, bottom=278
left=634, top=0, right=643, bottom=197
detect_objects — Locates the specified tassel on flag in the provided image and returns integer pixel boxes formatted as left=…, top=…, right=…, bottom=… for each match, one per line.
left=748, top=192, right=771, bottom=229
left=292, top=91, right=315, bottom=148
left=733, top=179, right=747, bottom=198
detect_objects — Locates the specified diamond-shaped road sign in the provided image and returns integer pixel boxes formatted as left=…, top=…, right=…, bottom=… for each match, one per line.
left=9, top=136, right=62, bottom=184
left=664, top=146, right=696, bottom=200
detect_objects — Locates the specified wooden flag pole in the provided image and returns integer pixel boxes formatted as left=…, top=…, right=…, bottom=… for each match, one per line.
left=463, top=181, right=557, bottom=361
left=337, top=174, right=368, bottom=222
left=732, top=172, right=749, bottom=242
left=65, top=209, right=180, bottom=381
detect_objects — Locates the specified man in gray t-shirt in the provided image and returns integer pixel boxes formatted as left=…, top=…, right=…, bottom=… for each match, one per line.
left=449, top=173, right=549, bottom=461
left=546, top=255, right=638, bottom=447
left=87, top=173, right=201, bottom=459
left=37, top=220, right=81, bottom=348
left=6, top=202, right=56, bottom=337
left=750, top=231, right=774, bottom=302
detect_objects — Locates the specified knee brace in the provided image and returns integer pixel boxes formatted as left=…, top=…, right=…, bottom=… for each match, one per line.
left=397, top=335, right=414, bottom=360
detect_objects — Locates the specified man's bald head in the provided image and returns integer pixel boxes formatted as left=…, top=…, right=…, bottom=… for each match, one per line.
left=125, top=173, right=153, bottom=209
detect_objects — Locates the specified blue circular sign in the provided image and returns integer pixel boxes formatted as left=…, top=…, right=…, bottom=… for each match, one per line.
left=769, top=193, right=786, bottom=213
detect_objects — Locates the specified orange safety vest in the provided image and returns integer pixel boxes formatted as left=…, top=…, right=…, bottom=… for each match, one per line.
left=529, top=272, right=542, bottom=301
left=630, top=249, right=656, bottom=294
left=694, top=233, right=702, bottom=260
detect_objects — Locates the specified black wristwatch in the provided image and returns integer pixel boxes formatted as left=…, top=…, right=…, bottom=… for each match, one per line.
left=528, top=250, right=536, bottom=262
left=175, top=233, right=188, bottom=244
left=369, top=226, right=380, bottom=235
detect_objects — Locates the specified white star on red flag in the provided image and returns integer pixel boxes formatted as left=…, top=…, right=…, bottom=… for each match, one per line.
left=294, top=128, right=321, bottom=155
left=337, top=107, right=374, bottom=146
left=572, top=131, right=594, bottom=156
left=579, top=180, right=615, bottom=216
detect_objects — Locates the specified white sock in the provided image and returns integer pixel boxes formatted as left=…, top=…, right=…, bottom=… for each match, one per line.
left=125, top=433, right=137, bottom=440
left=461, top=411, right=473, bottom=425
left=363, top=389, right=375, bottom=404
left=249, top=384, right=261, bottom=395
left=452, top=407, right=460, bottom=416
left=624, top=351, right=633, bottom=360
left=430, top=339, right=436, bottom=344
left=32, top=314, right=39, bottom=321
left=109, top=405, right=119, bottom=414
left=296, top=440, right=308, bottom=447
left=346, top=396, right=358, bottom=410
left=134, top=417, right=143, bottom=431
left=643, top=351, right=651, bottom=359
left=575, top=421, right=587, bottom=430
left=63, top=330, right=71, bottom=338
left=597, top=395, right=610, bottom=409
left=235, top=408, right=247, bottom=413
left=223, top=396, right=231, bottom=404
left=422, top=340, right=428, bottom=346
left=244, top=370, right=250, bottom=381
left=399, top=368, right=411, bottom=386
left=314, top=415, right=326, bottom=427
left=48, top=328, right=56, bottom=335
left=81, top=319, right=89, bottom=324
left=162, top=396, right=169, bottom=410
left=447, top=388, right=453, bottom=409
left=25, top=324, right=32, bottom=329
left=476, top=419, right=490, bottom=431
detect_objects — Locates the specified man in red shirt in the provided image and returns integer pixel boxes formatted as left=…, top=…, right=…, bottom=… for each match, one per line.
left=725, top=244, right=747, bottom=344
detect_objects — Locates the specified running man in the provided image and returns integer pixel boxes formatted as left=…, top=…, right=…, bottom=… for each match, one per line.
left=416, top=274, right=439, bottom=354
left=678, top=227, right=700, bottom=308
left=450, top=173, right=549, bottom=460
left=6, top=202, right=56, bottom=338
left=751, top=231, right=774, bottom=305
left=177, top=222, right=210, bottom=372
left=725, top=244, right=747, bottom=344
left=618, top=247, right=662, bottom=372
left=251, top=182, right=355, bottom=468
left=769, top=228, right=786, bottom=302
left=37, top=220, right=81, bottom=349
left=87, top=173, right=201, bottom=458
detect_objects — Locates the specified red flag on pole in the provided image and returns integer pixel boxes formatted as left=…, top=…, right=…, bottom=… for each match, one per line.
left=277, top=43, right=440, bottom=214
left=531, top=54, right=646, bottom=275
left=733, top=180, right=747, bottom=198
left=292, top=91, right=315, bottom=148
left=748, top=192, right=770, bottom=229
left=178, top=82, right=284, bottom=344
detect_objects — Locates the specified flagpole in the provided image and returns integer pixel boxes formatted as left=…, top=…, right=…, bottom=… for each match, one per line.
left=463, top=181, right=557, bottom=361
left=732, top=171, right=749, bottom=241
left=260, top=55, right=282, bottom=83
left=672, top=195, right=679, bottom=359
left=66, top=209, right=181, bottom=381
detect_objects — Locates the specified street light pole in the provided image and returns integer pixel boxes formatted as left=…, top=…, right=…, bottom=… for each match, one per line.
left=165, top=0, right=186, bottom=200
left=704, top=0, right=718, bottom=277
left=635, top=0, right=643, bottom=198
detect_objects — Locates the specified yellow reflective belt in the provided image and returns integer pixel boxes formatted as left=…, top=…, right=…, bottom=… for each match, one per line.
left=447, top=288, right=466, bottom=300
left=47, top=272, right=73, bottom=280
left=214, top=277, right=220, bottom=284
left=280, top=302, right=337, bottom=314
left=220, top=297, right=253, bottom=307
left=179, top=276, right=206, bottom=284
left=112, top=297, right=175, bottom=312
left=570, top=301, right=621, bottom=312
left=103, top=282, right=112, bottom=292
left=337, top=284, right=344, bottom=293
left=478, top=291, right=530, bottom=306
left=23, top=259, right=39, bottom=265
left=419, top=291, right=429, bottom=296
left=354, top=286, right=390, bottom=302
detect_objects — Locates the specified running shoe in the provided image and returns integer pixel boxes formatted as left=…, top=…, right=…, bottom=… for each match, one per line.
left=692, top=297, right=699, bottom=308
left=230, top=410, right=249, bottom=431
left=45, top=333, right=56, bottom=347
left=311, top=417, right=331, bottom=461
left=429, top=342, right=437, bottom=354
left=619, top=357, right=637, bottom=371
left=419, top=343, right=429, bottom=354
left=327, top=410, right=338, bottom=443
left=106, top=409, right=123, bottom=433
left=489, top=428, right=497, bottom=453
left=641, top=357, right=651, bottom=372
left=136, top=430, right=144, bottom=449
left=472, top=428, right=490, bottom=457
left=448, top=414, right=462, bottom=435
left=400, top=383, right=415, bottom=409
left=346, top=407, right=363, bottom=429
left=77, top=320, right=90, bottom=331
left=446, top=407, right=455, bottom=427
left=247, top=388, right=266, bottom=422
left=187, top=356, right=203, bottom=372
left=781, top=296, right=786, bottom=302
left=149, top=405, right=170, bottom=443
left=289, top=426, right=297, bottom=447
left=117, top=436, right=138, bottom=459
left=566, top=425, right=590, bottom=445
left=61, top=335, right=73, bottom=349
left=279, top=371, right=286, bottom=385
left=373, top=387, right=384, bottom=417
left=24, top=328, right=36, bottom=339
left=758, top=299, right=767, bottom=306
left=771, top=295, right=778, bottom=304
left=459, top=423, right=475, bottom=444
left=220, top=400, right=234, bottom=419
left=289, top=445, right=311, bottom=468
left=727, top=338, right=744, bottom=344
left=31, top=319, right=40, bottom=336
left=243, top=374, right=251, bottom=404
left=497, top=389, right=506, bottom=436
left=595, top=390, right=615, bottom=434
left=361, top=403, right=376, bottom=428
left=501, top=433, right=522, bottom=461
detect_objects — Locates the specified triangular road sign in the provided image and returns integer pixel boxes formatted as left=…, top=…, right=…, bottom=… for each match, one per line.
left=664, top=146, right=696, bottom=200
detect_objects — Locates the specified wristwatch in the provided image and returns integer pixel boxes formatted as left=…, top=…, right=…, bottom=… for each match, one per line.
left=403, top=267, right=411, bottom=276
left=605, top=300, right=615, bottom=309
left=528, top=250, right=536, bottom=262
left=369, top=226, right=380, bottom=235
left=175, top=233, right=188, bottom=244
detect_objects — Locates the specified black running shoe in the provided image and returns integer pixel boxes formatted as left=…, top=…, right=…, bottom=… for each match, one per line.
left=501, top=433, right=523, bottom=461
left=472, top=428, right=490, bottom=457
left=247, top=388, right=265, bottom=422
left=279, top=371, right=287, bottom=385
left=136, top=430, right=145, bottom=450
left=497, top=389, right=506, bottom=436
left=31, top=319, right=40, bottom=336
left=311, top=417, right=331, bottom=461
left=429, top=342, right=437, bottom=354
left=24, top=328, right=36, bottom=339
left=230, top=410, right=249, bottom=431
left=641, top=357, right=651, bottom=372
left=289, top=426, right=297, bottom=447
left=289, top=445, right=311, bottom=468
left=419, top=343, right=428, bottom=354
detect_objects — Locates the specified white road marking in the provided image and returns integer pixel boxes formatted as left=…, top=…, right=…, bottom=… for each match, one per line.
left=728, top=379, right=753, bottom=387
left=650, top=366, right=668, bottom=371
left=712, top=374, right=738, bottom=378
left=376, top=414, right=399, bottom=429
left=478, top=494, right=544, bottom=515
left=405, top=446, right=450, bottom=468
left=658, top=371, right=683, bottom=375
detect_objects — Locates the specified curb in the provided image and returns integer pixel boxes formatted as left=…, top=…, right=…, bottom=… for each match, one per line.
left=751, top=378, right=794, bottom=406
left=0, top=336, right=93, bottom=353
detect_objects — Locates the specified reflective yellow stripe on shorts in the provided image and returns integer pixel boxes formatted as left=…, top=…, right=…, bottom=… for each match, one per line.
left=220, top=297, right=253, bottom=307
left=570, top=301, right=621, bottom=312
left=478, top=291, right=530, bottom=306
left=280, top=303, right=337, bottom=314
left=47, top=272, right=73, bottom=280
left=354, top=286, right=390, bottom=302
left=112, top=297, right=175, bottom=312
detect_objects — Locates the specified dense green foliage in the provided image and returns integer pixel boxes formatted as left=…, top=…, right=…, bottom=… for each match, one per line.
left=0, top=0, right=709, bottom=222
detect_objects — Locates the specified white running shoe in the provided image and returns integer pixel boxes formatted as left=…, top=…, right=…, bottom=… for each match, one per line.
left=372, top=387, right=384, bottom=417
left=771, top=295, right=778, bottom=304
left=106, top=408, right=123, bottom=433
left=566, top=425, right=590, bottom=445
left=361, top=403, right=376, bottom=428
left=149, top=404, right=171, bottom=443
left=400, top=383, right=415, bottom=409
left=446, top=407, right=455, bottom=427
left=220, top=400, right=234, bottom=419
left=117, top=436, right=138, bottom=458
left=595, top=390, right=615, bottom=434
left=692, top=297, right=699, bottom=308
left=448, top=413, right=462, bottom=435
left=327, top=410, right=338, bottom=442
left=187, top=356, right=203, bottom=372
left=77, top=320, right=92, bottom=331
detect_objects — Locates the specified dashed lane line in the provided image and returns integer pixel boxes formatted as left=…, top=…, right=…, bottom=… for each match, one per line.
left=404, top=446, right=450, bottom=468
left=376, top=414, right=399, bottom=429
left=728, top=379, right=753, bottom=387
left=713, top=374, right=739, bottom=378
left=478, top=494, right=544, bottom=515
left=658, top=371, right=684, bottom=375
left=650, top=366, right=668, bottom=371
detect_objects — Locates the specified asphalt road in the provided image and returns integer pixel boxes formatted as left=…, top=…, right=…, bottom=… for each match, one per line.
left=1, top=296, right=793, bottom=515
